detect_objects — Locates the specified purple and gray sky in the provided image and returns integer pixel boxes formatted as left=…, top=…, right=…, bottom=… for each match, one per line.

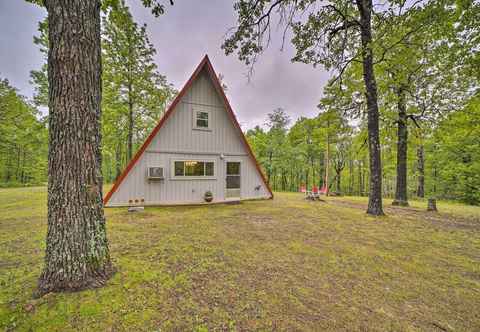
left=0, top=1, right=330, bottom=129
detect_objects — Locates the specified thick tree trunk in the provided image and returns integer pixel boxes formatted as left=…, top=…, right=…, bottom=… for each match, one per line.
left=39, top=0, right=113, bottom=294
left=356, top=0, right=384, bottom=215
left=416, top=144, right=425, bottom=198
left=392, top=87, right=409, bottom=206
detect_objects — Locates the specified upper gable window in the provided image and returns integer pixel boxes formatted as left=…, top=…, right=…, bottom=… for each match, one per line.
left=193, top=109, right=211, bottom=130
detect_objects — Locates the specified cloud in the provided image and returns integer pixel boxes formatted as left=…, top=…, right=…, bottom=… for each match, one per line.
left=0, top=0, right=331, bottom=129
left=127, top=0, right=330, bottom=129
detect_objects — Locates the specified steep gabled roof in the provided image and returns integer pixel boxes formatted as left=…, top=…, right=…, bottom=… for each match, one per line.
left=103, top=55, right=273, bottom=205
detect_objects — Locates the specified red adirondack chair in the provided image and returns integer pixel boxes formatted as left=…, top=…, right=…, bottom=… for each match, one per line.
left=306, top=185, right=320, bottom=200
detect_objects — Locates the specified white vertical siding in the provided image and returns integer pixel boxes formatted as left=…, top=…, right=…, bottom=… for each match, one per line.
left=107, top=68, right=270, bottom=206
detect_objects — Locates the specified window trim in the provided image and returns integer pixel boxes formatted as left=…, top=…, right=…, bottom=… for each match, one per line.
left=170, top=158, right=216, bottom=180
left=192, top=108, right=212, bottom=131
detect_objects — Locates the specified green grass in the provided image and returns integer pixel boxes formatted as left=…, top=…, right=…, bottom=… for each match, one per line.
left=1, top=187, right=479, bottom=331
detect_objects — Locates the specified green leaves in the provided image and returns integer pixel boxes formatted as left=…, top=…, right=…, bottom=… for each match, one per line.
left=0, top=79, right=47, bottom=186
left=101, top=1, right=176, bottom=181
left=140, top=0, right=174, bottom=17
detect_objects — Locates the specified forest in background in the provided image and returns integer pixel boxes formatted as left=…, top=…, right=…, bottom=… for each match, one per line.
left=0, top=2, right=176, bottom=187
left=242, top=0, right=479, bottom=206
left=247, top=95, right=479, bottom=205
left=0, top=1, right=479, bottom=205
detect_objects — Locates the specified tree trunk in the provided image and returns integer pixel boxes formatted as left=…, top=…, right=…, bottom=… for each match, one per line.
left=416, top=144, right=425, bottom=198
left=305, top=168, right=309, bottom=190
left=4, top=147, right=12, bottom=182
left=127, top=83, right=134, bottom=161
left=325, top=132, right=330, bottom=195
left=15, top=146, right=21, bottom=181
left=358, top=160, right=363, bottom=196
left=348, top=158, right=353, bottom=195
left=39, top=0, right=113, bottom=294
left=336, top=170, right=341, bottom=194
left=115, top=142, right=122, bottom=180
left=267, top=151, right=272, bottom=185
left=311, top=158, right=316, bottom=187
left=392, top=87, right=409, bottom=206
left=356, top=0, right=384, bottom=215
left=21, top=150, right=27, bottom=183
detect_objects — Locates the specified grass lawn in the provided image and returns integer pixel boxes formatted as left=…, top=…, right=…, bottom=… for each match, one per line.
left=1, top=187, right=479, bottom=331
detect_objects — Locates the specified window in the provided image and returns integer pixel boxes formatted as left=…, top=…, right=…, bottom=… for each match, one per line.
left=193, top=109, right=211, bottom=130
left=173, top=160, right=215, bottom=178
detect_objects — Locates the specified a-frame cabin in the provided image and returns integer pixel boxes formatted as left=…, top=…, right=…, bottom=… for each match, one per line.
left=104, top=55, right=273, bottom=207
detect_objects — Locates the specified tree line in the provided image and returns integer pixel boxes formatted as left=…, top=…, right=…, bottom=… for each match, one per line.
left=0, top=1, right=176, bottom=187
left=247, top=93, right=480, bottom=206
left=0, top=79, right=47, bottom=186
left=225, top=0, right=479, bottom=212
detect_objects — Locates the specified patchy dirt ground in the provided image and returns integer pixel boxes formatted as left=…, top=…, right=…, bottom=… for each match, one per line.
left=1, top=188, right=479, bottom=331
left=327, top=197, right=480, bottom=231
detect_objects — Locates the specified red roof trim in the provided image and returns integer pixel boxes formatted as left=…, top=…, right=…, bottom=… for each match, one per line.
left=103, top=55, right=273, bottom=205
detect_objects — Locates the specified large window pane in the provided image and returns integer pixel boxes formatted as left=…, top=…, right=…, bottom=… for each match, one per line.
left=205, top=162, right=214, bottom=176
left=227, top=162, right=240, bottom=175
left=174, top=161, right=184, bottom=176
left=197, top=111, right=209, bottom=120
left=185, top=161, right=201, bottom=176
left=174, top=160, right=214, bottom=177
left=196, top=118, right=208, bottom=128
left=194, top=161, right=205, bottom=176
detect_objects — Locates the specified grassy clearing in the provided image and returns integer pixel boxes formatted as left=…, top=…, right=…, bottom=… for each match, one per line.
left=1, top=187, right=479, bottom=331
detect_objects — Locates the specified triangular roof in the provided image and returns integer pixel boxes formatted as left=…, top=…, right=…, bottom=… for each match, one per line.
left=104, top=55, right=273, bottom=205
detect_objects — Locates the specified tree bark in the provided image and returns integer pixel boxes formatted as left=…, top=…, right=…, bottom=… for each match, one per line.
left=39, top=0, right=113, bottom=294
left=356, top=0, right=384, bottom=215
left=416, top=144, right=425, bottom=198
left=392, top=87, right=409, bottom=206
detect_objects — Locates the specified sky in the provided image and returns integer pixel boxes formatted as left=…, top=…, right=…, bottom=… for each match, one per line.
left=0, top=1, right=331, bottom=130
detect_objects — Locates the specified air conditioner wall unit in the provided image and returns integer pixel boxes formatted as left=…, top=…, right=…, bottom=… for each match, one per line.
left=147, top=166, right=164, bottom=180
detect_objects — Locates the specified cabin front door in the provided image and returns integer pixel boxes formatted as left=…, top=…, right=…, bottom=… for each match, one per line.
left=225, top=161, right=241, bottom=199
